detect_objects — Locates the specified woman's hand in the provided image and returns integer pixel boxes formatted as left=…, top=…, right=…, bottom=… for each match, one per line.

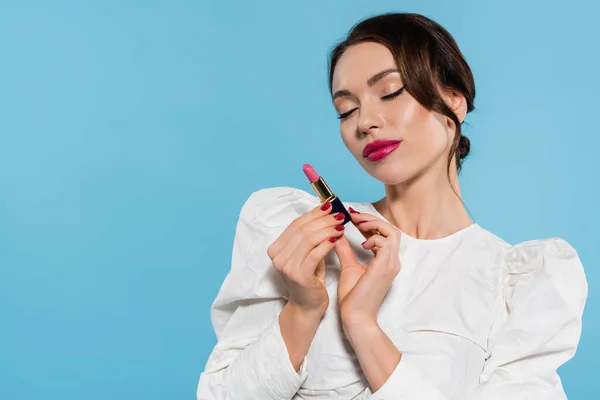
left=267, top=201, right=346, bottom=316
left=334, top=209, right=401, bottom=326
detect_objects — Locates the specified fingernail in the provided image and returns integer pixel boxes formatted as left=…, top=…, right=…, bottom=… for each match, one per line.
left=321, top=201, right=332, bottom=211
left=361, top=240, right=367, bottom=246
left=334, top=213, right=345, bottom=221
left=329, top=237, right=337, bottom=243
left=349, top=207, right=360, bottom=214
left=335, top=225, right=345, bottom=231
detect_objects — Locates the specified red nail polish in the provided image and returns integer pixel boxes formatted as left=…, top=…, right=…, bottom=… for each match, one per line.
left=321, top=201, right=332, bottom=211
left=329, top=237, right=337, bottom=243
left=335, top=225, right=345, bottom=231
left=349, top=207, right=360, bottom=214
left=334, top=213, right=345, bottom=221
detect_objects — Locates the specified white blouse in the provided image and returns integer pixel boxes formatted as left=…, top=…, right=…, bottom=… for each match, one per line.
left=197, top=187, right=587, bottom=400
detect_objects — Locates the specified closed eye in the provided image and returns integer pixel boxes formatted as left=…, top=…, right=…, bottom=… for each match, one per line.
left=337, top=85, right=405, bottom=119
left=337, top=108, right=358, bottom=120
left=381, top=86, right=406, bottom=101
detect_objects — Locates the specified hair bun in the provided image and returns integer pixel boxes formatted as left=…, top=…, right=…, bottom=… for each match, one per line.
left=458, top=135, right=470, bottom=160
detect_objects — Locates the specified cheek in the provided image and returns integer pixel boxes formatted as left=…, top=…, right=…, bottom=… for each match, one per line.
left=339, top=101, right=450, bottom=171
left=400, top=107, right=450, bottom=160
left=428, top=113, right=452, bottom=151
left=416, top=130, right=448, bottom=159
left=340, top=126, right=362, bottom=156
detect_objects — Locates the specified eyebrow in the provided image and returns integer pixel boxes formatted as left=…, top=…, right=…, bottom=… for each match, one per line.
left=332, top=68, right=399, bottom=100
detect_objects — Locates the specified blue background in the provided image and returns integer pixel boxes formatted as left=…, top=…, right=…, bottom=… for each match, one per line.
left=0, top=0, right=597, bottom=398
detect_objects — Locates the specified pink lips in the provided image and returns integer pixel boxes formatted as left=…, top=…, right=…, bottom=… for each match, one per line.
left=362, top=140, right=402, bottom=162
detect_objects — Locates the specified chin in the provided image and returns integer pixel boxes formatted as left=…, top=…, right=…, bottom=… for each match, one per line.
left=363, top=159, right=418, bottom=185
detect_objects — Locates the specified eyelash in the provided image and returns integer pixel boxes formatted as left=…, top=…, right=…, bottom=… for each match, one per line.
left=337, top=86, right=406, bottom=120
left=381, top=86, right=406, bottom=101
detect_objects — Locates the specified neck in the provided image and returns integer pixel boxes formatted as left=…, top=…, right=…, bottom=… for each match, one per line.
left=373, top=160, right=472, bottom=240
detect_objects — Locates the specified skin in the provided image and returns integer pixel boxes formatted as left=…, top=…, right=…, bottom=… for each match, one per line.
left=331, top=41, right=472, bottom=240
left=326, top=41, right=475, bottom=392
left=276, top=41, right=475, bottom=392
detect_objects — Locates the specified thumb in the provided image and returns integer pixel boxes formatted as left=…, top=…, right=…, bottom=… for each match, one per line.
left=315, top=258, right=326, bottom=285
left=333, top=235, right=359, bottom=269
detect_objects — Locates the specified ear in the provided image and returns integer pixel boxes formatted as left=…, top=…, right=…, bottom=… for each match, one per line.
left=447, top=91, right=468, bottom=124
left=438, top=84, right=468, bottom=125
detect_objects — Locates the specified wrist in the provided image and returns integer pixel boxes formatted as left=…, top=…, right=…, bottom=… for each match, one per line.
left=342, top=315, right=381, bottom=336
left=341, top=313, right=379, bottom=331
left=280, top=301, right=324, bottom=373
left=341, top=318, right=382, bottom=347
left=285, top=300, right=327, bottom=321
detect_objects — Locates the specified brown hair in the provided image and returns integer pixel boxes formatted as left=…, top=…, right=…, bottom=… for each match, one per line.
left=328, top=12, right=475, bottom=177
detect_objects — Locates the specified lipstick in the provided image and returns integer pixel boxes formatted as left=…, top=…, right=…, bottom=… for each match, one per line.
left=363, top=140, right=402, bottom=162
left=302, top=164, right=351, bottom=225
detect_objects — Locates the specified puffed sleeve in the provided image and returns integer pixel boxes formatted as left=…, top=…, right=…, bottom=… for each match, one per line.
left=197, top=187, right=319, bottom=400
left=365, top=238, right=587, bottom=400
left=466, top=238, right=588, bottom=399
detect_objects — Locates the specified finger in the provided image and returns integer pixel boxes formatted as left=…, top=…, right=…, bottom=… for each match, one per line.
left=362, top=234, right=388, bottom=251
left=363, top=241, right=379, bottom=255
left=360, top=221, right=401, bottom=255
left=270, top=200, right=334, bottom=256
left=301, top=237, right=337, bottom=272
left=353, top=217, right=399, bottom=238
left=333, top=235, right=359, bottom=270
left=289, top=236, right=337, bottom=283
left=279, top=224, right=345, bottom=276
left=350, top=250, right=399, bottom=313
left=268, top=201, right=339, bottom=259
left=348, top=207, right=378, bottom=242
left=364, top=243, right=400, bottom=281
left=274, top=212, right=346, bottom=266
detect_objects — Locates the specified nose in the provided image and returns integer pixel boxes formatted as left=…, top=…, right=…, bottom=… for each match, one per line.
left=357, top=102, right=384, bottom=136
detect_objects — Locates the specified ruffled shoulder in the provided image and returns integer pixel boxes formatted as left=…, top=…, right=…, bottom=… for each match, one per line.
left=210, top=186, right=320, bottom=338
left=504, top=238, right=585, bottom=284
left=505, top=237, right=580, bottom=272
left=239, top=186, right=321, bottom=231
left=475, top=237, right=589, bottom=387
left=502, top=237, right=587, bottom=319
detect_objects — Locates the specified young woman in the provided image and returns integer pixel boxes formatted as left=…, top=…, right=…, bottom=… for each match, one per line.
left=197, top=12, right=587, bottom=399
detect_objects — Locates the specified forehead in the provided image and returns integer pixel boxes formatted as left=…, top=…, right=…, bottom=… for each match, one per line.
left=331, top=42, right=397, bottom=91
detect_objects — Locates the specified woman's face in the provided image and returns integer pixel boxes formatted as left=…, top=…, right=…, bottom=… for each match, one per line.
left=331, top=41, right=464, bottom=185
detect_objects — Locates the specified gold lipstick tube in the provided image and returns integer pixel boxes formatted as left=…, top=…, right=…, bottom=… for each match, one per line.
left=310, top=176, right=351, bottom=225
